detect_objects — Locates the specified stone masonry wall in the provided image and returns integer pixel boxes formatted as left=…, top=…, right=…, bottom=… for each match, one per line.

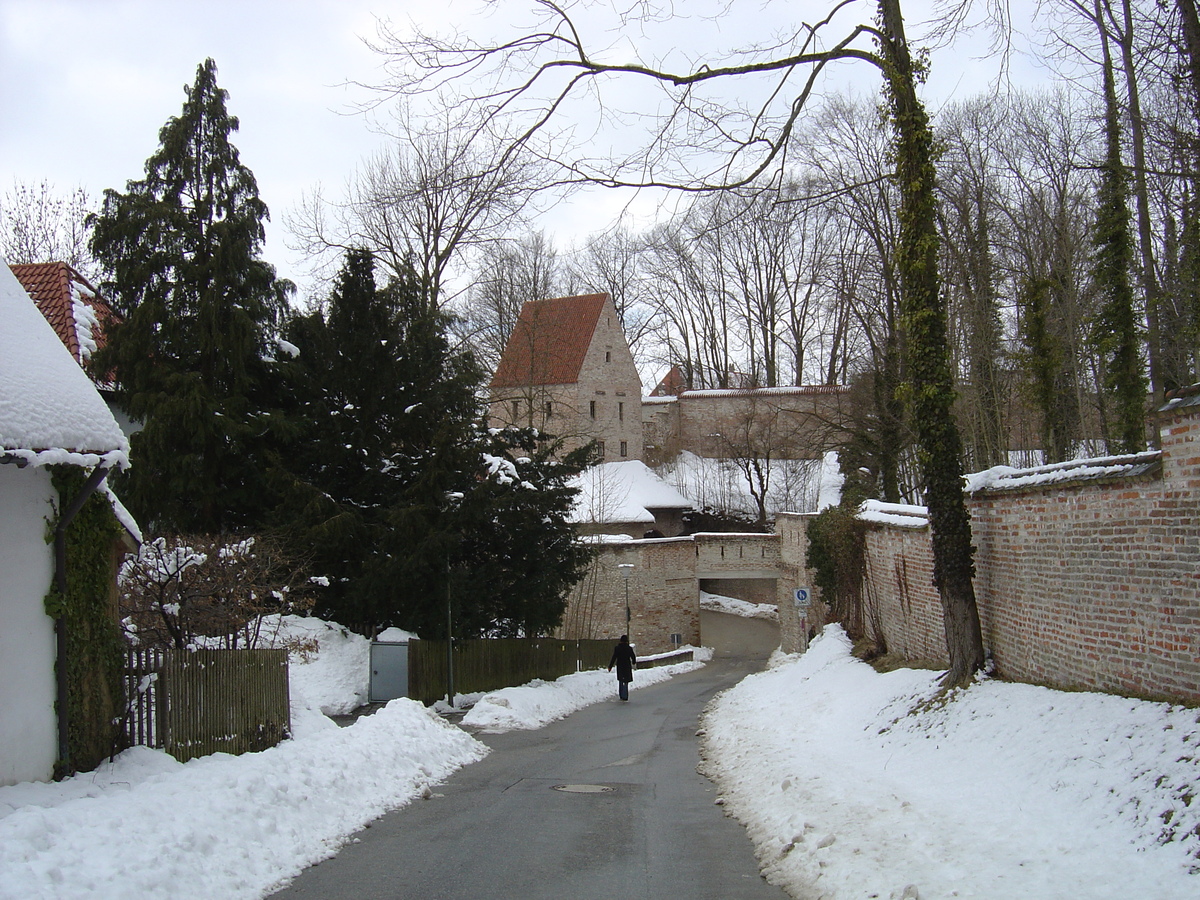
left=643, top=387, right=848, bottom=465
left=776, top=512, right=822, bottom=654
left=856, top=400, right=1200, bottom=704
left=575, top=299, right=644, bottom=461
left=558, top=539, right=700, bottom=655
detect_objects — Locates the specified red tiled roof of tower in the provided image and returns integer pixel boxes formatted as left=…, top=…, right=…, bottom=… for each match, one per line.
left=651, top=365, right=688, bottom=396
left=9, top=262, right=114, bottom=368
left=490, top=293, right=609, bottom=389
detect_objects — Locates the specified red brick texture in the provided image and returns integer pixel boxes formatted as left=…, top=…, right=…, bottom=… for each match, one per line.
left=854, top=407, right=1200, bottom=704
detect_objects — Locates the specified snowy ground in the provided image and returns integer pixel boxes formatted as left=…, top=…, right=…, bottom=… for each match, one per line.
left=0, top=619, right=702, bottom=900
left=702, top=626, right=1200, bottom=900
left=2, top=619, right=1197, bottom=899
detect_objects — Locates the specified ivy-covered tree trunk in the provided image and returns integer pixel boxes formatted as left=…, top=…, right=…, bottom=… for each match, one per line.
left=1091, top=18, right=1147, bottom=454
left=877, top=0, right=984, bottom=686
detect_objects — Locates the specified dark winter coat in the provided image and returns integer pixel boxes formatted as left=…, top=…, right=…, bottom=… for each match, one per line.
left=608, top=640, right=637, bottom=683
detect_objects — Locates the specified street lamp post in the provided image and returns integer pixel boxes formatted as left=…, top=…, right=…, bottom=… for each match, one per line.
left=445, top=491, right=464, bottom=708
left=617, top=563, right=634, bottom=633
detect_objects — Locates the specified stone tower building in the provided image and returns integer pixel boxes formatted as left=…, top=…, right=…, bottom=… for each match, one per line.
left=489, top=293, right=643, bottom=461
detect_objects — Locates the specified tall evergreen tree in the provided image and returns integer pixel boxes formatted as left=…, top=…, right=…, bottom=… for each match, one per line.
left=277, top=249, right=591, bottom=638
left=274, top=249, right=481, bottom=630
left=89, top=58, right=293, bottom=532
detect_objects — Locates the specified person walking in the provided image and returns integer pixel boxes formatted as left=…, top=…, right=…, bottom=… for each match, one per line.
left=608, top=634, right=637, bottom=701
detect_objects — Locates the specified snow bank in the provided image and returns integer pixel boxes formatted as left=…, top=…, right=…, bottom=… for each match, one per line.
left=461, top=659, right=703, bottom=732
left=702, top=626, right=1200, bottom=899
left=700, top=590, right=778, bottom=621
left=0, top=701, right=487, bottom=900
left=256, top=615, right=371, bottom=717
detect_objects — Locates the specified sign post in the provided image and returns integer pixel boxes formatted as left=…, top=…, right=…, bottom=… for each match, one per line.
left=794, top=587, right=812, bottom=651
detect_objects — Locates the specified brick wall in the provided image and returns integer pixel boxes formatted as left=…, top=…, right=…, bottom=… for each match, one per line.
left=855, top=397, right=1200, bottom=704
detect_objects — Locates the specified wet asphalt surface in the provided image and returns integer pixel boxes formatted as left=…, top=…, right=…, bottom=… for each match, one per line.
left=270, top=658, right=790, bottom=899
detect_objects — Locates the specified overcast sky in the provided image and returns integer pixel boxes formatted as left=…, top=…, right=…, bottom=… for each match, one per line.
left=1, top=0, right=1051, bottom=301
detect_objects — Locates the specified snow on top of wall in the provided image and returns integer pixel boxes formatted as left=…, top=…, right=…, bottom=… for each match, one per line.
left=677, top=385, right=847, bottom=399
left=0, top=259, right=130, bottom=469
left=569, top=459, right=693, bottom=524
left=858, top=499, right=930, bottom=528
left=853, top=450, right=1164, bottom=529
left=964, top=451, right=1161, bottom=494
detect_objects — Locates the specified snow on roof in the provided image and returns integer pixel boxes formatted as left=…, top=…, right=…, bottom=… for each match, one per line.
left=569, top=459, right=693, bottom=525
left=0, top=259, right=129, bottom=469
left=964, top=451, right=1161, bottom=494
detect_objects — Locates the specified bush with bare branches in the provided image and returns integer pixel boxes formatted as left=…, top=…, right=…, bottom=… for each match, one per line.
left=118, top=535, right=322, bottom=651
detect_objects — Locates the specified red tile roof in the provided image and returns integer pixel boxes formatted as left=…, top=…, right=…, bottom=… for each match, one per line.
left=9, top=262, right=114, bottom=368
left=651, top=365, right=688, bottom=396
left=490, top=293, right=609, bottom=389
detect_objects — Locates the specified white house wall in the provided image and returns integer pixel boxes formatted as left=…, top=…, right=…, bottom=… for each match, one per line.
left=0, top=465, right=58, bottom=786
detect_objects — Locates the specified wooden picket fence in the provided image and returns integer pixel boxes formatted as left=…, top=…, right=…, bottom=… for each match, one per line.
left=408, top=637, right=614, bottom=705
left=123, top=648, right=291, bottom=762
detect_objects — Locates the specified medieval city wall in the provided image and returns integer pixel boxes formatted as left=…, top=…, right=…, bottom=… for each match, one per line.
left=558, top=539, right=700, bottom=655
left=642, top=386, right=848, bottom=465
left=846, top=399, right=1200, bottom=705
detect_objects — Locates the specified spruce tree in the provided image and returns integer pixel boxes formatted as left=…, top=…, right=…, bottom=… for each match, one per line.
left=90, top=58, right=293, bottom=532
left=276, top=248, right=592, bottom=638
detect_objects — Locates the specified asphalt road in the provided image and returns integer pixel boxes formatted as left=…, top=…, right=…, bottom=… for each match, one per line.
left=270, top=658, right=791, bottom=900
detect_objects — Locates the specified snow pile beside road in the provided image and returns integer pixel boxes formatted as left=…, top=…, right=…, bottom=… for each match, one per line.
left=256, top=614, right=371, bottom=717
left=701, top=625, right=1200, bottom=900
left=0, top=700, right=487, bottom=900
left=461, top=659, right=703, bottom=732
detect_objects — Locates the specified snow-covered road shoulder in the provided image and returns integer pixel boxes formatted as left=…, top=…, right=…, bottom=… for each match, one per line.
left=701, top=625, right=1200, bottom=900
left=0, top=700, right=486, bottom=900
left=461, top=657, right=705, bottom=732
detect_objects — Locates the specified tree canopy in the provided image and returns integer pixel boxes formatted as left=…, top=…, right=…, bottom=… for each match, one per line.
left=90, top=58, right=293, bottom=533
left=274, top=247, right=594, bottom=637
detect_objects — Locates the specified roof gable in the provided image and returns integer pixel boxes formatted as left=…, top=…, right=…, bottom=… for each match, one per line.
left=9, top=262, right=112, bottom=367
left=490, top=293, right=609, bottom=389
left=0, top=259, right=129, bottom=467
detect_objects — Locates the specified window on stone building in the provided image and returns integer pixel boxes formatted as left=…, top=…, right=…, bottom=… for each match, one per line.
left=606, top=351, right=611, bottom=362
left=620, top=441, right=627, bottom=457
left=544, top=401, right=552, bottom=419
left=511, top=400, right=520, bottom=419
left=589, top=400, right=596, bottom=418
left=597, top=440, right=606, bottom=459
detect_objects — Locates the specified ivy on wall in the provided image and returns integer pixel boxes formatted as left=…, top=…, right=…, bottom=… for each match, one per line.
left=805, top=506, right=868, bottom=644
left=44, top=466, right=127, bottom=778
